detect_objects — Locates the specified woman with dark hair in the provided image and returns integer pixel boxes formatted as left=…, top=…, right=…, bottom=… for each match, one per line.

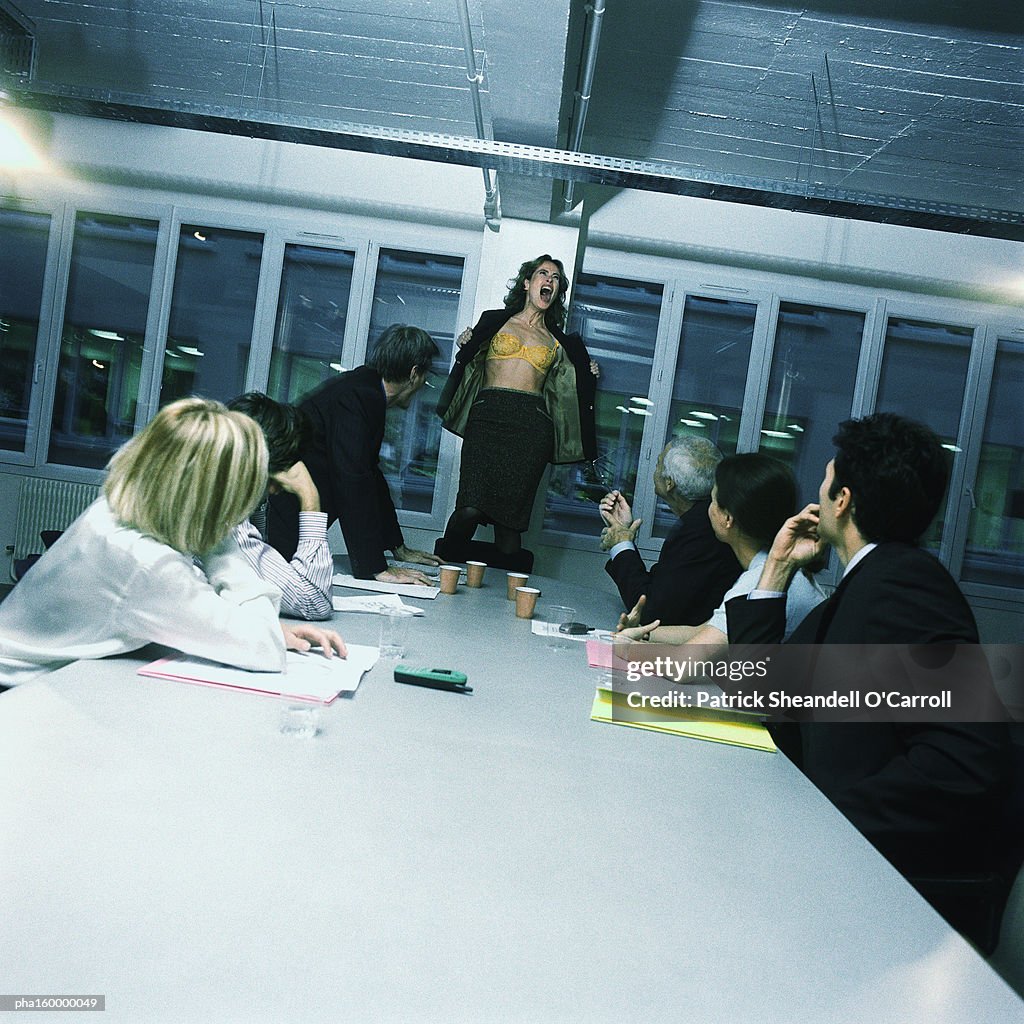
left=616, top=452, right=824, bottom=651
left=435, top=255, right=599, bottom=572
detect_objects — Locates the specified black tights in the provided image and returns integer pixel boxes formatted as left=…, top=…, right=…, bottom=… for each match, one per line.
left=442, top=506, right=522, bottom=555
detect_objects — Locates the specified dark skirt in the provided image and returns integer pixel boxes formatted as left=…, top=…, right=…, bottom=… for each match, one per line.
left=456, top=388, right=553, bottom=533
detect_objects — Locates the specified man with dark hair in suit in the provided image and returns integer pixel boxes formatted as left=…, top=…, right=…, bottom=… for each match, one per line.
left=727, top=412, right=1011, bottom=949
left=600, top=435, right=738, bottom=628
left=269, top=324, right=442, bottom=585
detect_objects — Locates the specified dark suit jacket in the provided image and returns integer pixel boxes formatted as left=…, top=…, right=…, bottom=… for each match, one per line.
left=605, top=500, right=739, bottom=626
left=268, top=367, right=403, bottom=579
left=726, top=543, right=1010, bottom=885
left=437, top=309, right=598, bottom=463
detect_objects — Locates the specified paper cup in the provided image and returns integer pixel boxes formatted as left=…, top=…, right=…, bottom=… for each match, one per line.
left=439, top=565, right=461, bottom=595
left=506, top=572, right=529, bottom=601
left=465, top=560, right=487, bottom=587
left=515, top=586, right=541, bottom=619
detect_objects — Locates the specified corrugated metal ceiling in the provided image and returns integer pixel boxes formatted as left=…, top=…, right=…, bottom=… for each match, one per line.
left=3, top=0, right=1022, bottom=237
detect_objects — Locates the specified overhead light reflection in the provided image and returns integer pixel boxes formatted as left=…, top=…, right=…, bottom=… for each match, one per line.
left=0, top=92, right=47, bottom=172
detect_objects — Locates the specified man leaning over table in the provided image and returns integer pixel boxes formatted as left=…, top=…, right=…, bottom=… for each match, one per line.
left=726, top=412, right=1012, bottom=951
left=599, top=435, right=739, bottom=629
left=267, top=324, right=443, bottom=587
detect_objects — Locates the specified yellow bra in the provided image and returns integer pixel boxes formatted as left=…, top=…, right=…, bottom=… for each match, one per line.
left=487, top=331, right=558, bottom=373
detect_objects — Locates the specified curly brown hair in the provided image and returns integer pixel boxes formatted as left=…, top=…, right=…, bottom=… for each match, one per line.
left=503, top=254, right=569, bottom=332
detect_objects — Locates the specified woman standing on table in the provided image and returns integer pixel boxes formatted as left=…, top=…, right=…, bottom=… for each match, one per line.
left=435, top=255, right=599, bottom=572
left=0, top=397, right=345, bottom=685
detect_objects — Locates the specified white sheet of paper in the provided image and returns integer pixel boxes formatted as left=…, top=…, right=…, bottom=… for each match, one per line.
left=331, top=574, right=439, bottom=599
left=138, top=644, right=380, bottom=703
left=332, top=592, right=425, bottom=615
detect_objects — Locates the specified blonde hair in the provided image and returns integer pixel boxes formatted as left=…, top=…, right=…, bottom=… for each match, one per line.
left=104, top=397, right=268, bottom=555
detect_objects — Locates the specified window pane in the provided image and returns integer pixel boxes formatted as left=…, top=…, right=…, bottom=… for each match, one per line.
left=543, top=274, right=662, bottom=536
left=267, top=244, right=355, bottom=405
left=0, top=209, right=50, bottom=454
left=875, top=317, right=973, bottom=550
left=653, top=295, right=756, bottom=537
left=758, top=303, right=864, bottom=506
left=48, top=213, right=159, bottom=468
left=962, top=338, right=1024, bottom=589
left=160, top=225, right=263, bottom=405
left=369, top=249, right=464, bottom=515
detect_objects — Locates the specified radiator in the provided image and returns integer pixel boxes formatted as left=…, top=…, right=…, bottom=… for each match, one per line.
left=13, top=478, right=100, bottom=560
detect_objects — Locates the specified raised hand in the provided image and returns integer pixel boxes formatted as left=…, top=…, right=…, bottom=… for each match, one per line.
left=599, top=490, right=633, bottom=527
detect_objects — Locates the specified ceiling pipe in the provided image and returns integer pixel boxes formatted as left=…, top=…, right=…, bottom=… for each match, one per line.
left=562, top=0, right=606, bottom=212
left=455, top=0, right=500, bottom=230
left=12, top=85, right=1022, bottom=240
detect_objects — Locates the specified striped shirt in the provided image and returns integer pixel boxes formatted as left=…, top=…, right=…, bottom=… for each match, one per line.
left=232, top=510, right=333, bottom=621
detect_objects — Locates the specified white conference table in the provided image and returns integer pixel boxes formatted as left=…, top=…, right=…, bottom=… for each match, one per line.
left=2, top=570, right=1021, bottom=1023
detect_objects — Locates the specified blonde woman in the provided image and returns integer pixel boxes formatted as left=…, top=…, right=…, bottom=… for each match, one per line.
left=0, top=398, right=345, bottom=685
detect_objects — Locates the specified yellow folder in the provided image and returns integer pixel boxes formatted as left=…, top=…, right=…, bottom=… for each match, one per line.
left=590, top=688, right=777, bottom=753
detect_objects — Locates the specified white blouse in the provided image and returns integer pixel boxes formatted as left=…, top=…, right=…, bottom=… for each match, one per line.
left=0, top=498, right=286, bottom=684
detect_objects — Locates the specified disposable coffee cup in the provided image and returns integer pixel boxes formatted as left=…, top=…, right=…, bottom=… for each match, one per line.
left=465, top=560, right=487, bottom=588
left=507, top=572, right=529, bottom=601
left=515, top=586, right=541, bottom=619
left=439, top=565, right=461, bottom=595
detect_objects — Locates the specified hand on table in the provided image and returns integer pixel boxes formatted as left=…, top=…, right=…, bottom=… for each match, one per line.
left=281, top=621, right=347, bottom=658
left=377, top=566, right=435, bottom=587
left=394, top=543, right=443, bottom=567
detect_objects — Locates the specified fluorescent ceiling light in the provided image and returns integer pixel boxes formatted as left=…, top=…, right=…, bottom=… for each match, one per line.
left=680, top=419, right=705, bottom=427
left=89, top=329, right=123, bottom=341
left=629, top=396, right=653, bottom=406
left=761, top=429, right=792, bottom=439
left=689, top=411, right=718, bottom=421
left=178, top=346, right=204, bottom=357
